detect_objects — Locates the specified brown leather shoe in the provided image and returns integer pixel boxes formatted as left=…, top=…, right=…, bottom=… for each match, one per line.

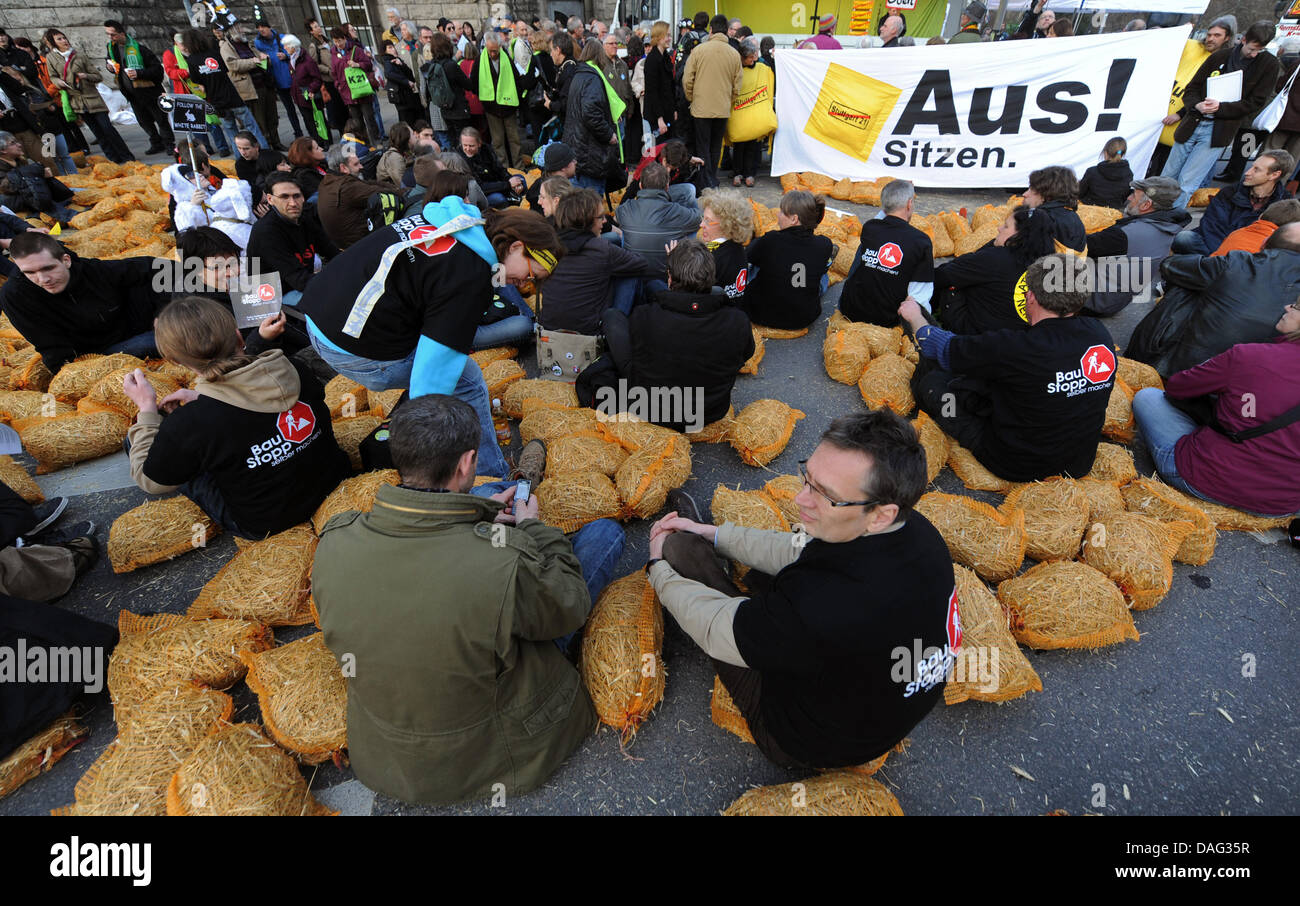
left=508, top=439, right=546, bottom=487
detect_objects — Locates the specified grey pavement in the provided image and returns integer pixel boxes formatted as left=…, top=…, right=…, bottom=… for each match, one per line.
left=2, top=112, right=1296, bottom=816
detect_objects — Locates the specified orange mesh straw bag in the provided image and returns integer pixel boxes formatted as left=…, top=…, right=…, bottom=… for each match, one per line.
left=1000, top=480, right=1091, bottom=562
left=761, top=474, right=804, bottom=526
left=1120, top=477, right=1217, bottom=566
left=240, top=633, right=347, bottom=765
left=916, top=491, right=1026, bottom=582
left=944, top=565, right=1042, bottom=705
left=368, top=387, right=406, bottom=417
left=501, top=379, right=577, bottom=418
left=1102, top=378, right=1137, bottom=444
left=1191, top=500, right=1292, bottom=532
left=710, top=675, right=755, bottom=743
left=79, top=367, right=180, bottom=418
left=17, top=410, right=129, bottom=473
left=712, top=484, right=791, bottom=532
left=324, top=375, right=369, bottom=419
left=1117, top=357, right=1163, bottom=392
left=311, top=469, right=400, bottom=533
left=53, top=686, right=233, bottom=816
left=332, top=414, right=383, bottom=471
left=0, top=455, right=43, bottom=503
left=469, top=346, right=519, bottom=370
left=519, top=407, right=599, bottom=444
left=107, top=495, right=220, bottom=573
left=0, top=711, right=87, bottom=800
left=947, top=443, right=1013, bottom=492
left=143, top=358, right=195, bottom=389
left=722, top=770, right=904, bottom=816
left=166, top=723, right=337, bottom=815
left=913, top=412, right=950, bottom=484
left=537, top=471, right=622, bottom=531
left=15, top=353, right=53, bottom=392
left=107, top=612, right=272, bottom=727
left=482, top=358, right=526, bottom=400
left=997, top=560, right=1138, bottom=650
left=1076, top=478, right=1126, bottom=522
left=691, top=405, right=734, bottom=444
left=739, top=327, right=765, bottom=374
left=0, top=389, right=73, bottom=421
left=188, top=524, right=318, bottom=625
left=545, top=434, right=629, bottom=477
left=1080, top=512, right=1192, bottom=610
left=729, top=399, right=805, bottom=467
left=1087, top=442, right=1137, bottom=483
left=857, top=353, right=915, bottom=415
left=580, top=571, right=665, bottom=741
left=822, top=322, right=876, bottom=384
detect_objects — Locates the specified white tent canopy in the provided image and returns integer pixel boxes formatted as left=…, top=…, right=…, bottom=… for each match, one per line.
left=999, top=0, right=1208, bottom=12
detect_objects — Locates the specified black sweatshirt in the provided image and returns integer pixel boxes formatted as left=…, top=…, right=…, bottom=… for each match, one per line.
left=141, top=357, right=349, bottom=537
left=235, top=148, right=287, bottom=204
left=710, top=239, right=749, bottom=301
left=934, top=244, right=1029, bottom=335
left=732, top=513, right=958, bottom=768
left=246, top=207, right=340, bottom=293
left=0, top=253, right=168, bottom=372
left=1079, top=159, right=1134, bottom=211
left=743, top=225, right=834, bottom=329
left=839, top=215, right=934, bottom=327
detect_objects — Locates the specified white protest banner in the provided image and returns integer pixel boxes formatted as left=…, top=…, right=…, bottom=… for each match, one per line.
left=1000, top=0, right=1207, bottom=12
left=772, top=26, right=1189, bottom=188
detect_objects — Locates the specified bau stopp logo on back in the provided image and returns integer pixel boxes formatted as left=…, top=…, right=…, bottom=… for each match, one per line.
left=946, top=587, right=963, bottom=651
left=878, top=242, right=903, bottom=269
left=408, top=224, right=458, bottom=257
left=278, top=401, right=316, bottom=443
left=1080, top=344, right=1116, bottom=385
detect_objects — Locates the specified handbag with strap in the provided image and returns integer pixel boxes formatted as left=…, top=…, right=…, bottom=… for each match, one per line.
left=343, top=47, right=374, bottom=99
left=533, top=291, right=603, bottom=382
left=1253, top=63, right=1300, bottom=133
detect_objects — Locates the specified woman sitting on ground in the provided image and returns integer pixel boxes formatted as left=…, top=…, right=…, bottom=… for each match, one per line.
left=1132, top=300, right=1300, bottom=519
left=1023, top=165, right=1087, bottom=253
left=934, top=205, right=1054, bottom=335
left=536, top=175, right=575, bottom=221
left=697, top=188, right=753, bottom=302
left=537, top=188, right=660, bottom=335
left=286, top=136, right=327, bottom=200
left=376, top=121, right=414, bottom=189
left=742, top=190, right=834, bottom=330
left=122, top=295, right=350, bottom=540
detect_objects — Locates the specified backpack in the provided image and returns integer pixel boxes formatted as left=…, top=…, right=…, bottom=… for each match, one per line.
left=673, top=31, right=702, bottom=83
left=422, top=58, right=454, bottom=110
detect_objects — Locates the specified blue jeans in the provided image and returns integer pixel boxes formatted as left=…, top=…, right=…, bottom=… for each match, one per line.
left=53, top=134, right=76, bottom=176
left=206, top=123, right=231, bottom=156
left=283, top=289, right=303, bottom=308
left=1133, top=387, right=1300, bottom=518
left=307, top=338, right=511, bottom=479
left=371, top=101, right=384, bottom=142
left=219, top=106, right=268, bottom=150
left=473, top=285, right=535, bottom=349
left=1170, top=229, right=1209, bottom=255
left=104, top=330, right=158, bottom=359
left=276, top=87, right=305, bottom=138
left=555, top=517, right=625, bottom=651
left=667, top=183, right=696, bottom=206
left=434, top=130, right=454, bottom=152
left=609, top=276, right=643, bottom=316
left=1162, top=120, right=1222, bottom=209
left=574, top=174, right=605, bottom=193
left=485, top=190, right=510, bottom=207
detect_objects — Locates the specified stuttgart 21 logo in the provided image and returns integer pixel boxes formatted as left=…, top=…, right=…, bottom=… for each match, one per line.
left=277, top=401, right=315, bottom=443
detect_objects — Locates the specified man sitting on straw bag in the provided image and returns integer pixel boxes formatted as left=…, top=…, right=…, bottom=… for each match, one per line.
left=1, top=232, right=168, bottom=372
left=839, top=179, right=934, bottom=328
left=901, top=252, right=1116, bottom=482
left=647, top=410, right=957, bottom=770
left=313, top=394, right=625, bottom=806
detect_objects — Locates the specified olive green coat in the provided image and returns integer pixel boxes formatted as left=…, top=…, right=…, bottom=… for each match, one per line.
left=313, top=483, right=596, bottom=806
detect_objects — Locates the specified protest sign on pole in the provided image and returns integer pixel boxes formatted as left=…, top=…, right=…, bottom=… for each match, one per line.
left=772, top=26, right=1189, bottom=187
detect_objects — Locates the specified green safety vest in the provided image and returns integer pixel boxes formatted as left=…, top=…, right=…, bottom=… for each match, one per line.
left=588, top=61, right=626, bottom=163
left=477, top=53, right=519, bottom=107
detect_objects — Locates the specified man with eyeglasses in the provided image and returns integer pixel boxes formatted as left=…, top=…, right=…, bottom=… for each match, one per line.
left=246, top=172, right=340, bottom=302
left=646, top=409, right=958, bottom=770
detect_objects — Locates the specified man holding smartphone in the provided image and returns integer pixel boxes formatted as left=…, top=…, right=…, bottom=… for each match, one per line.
left=313, top=394, right=625, bottom=806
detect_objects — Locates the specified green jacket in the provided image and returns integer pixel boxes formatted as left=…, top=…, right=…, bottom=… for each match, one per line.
left=313, top=483, right=596, bottom=806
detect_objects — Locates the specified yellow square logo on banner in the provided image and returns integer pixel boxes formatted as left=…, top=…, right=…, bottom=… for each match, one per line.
left=803, top=63, right=902, bottom=163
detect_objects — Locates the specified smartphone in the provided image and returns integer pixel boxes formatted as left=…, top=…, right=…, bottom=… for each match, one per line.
left=514, top=480, right=531, bottom=506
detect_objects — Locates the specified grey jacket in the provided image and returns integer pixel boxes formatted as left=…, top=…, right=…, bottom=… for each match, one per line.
left=614, top=188, right=702, bottom=274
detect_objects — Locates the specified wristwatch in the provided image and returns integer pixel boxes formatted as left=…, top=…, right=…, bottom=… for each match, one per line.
left=644, top=558, right=663, bottom=573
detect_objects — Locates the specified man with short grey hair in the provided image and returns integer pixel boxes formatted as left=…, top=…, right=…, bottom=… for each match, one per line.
left=1085, top=176, right=1192, bottom=314
left=839, top=179, right=934, bottom=326
left=316, top=142, right=401, bottom=249
left=880, top=15, right=905, bottom=47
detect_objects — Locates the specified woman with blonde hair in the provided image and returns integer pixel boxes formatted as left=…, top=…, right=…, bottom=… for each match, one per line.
left=698, top=188, right=753, bottom=300
left=122, top=295, right=349, bottom=539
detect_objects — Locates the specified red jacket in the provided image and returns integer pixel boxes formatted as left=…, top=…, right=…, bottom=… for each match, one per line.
left=1170, top=336, right=1300, bottom=516
left=162, top=47, right=190, bottom=94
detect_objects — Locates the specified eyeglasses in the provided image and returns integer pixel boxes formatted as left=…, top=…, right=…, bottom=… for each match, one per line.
left=797, top=460, right=878, bottom=508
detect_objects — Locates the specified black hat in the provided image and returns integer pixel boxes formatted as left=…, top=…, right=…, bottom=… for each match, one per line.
left=543, top=142, right=576, bottom=172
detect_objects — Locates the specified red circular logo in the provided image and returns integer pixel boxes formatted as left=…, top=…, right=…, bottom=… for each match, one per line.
left=408, top=224, right=458, bottom=257
left=204, top=57, right=220, bottom=71
left=257, top=283, right=275, bottom=301
left=277, top=401, right=316, bottom=443
left=734, top=266, right=748, bottom=294
left=1080, top=344, right=1116, bottom=385
left=878, top=242, right=903, bottom=269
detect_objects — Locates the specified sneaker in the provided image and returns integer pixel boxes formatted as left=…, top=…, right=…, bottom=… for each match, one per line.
left=30, top=520, right=97, bottom=548
left=666, top=488, right=709, bottom=525
left=57, top=536, right=100, bottom=579
left=508, top=439, right=546, bottom=487
left=26, top=497, right=68, bottom=538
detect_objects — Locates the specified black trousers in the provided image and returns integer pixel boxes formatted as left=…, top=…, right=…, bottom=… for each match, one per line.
left=661, top=531, right=807, bottom=770
left=732, top=139, right=763, bottom=179
left=692, top=116, right=727, bottom=189
left=124, top=86, right=173, bottom=147
left=911, top=362, right=993, bottom=456
left=0, top=481, right=37, bottom=550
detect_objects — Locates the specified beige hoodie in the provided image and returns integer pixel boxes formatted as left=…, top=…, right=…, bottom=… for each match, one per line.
left=128, top=350, right=302, bottom=495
